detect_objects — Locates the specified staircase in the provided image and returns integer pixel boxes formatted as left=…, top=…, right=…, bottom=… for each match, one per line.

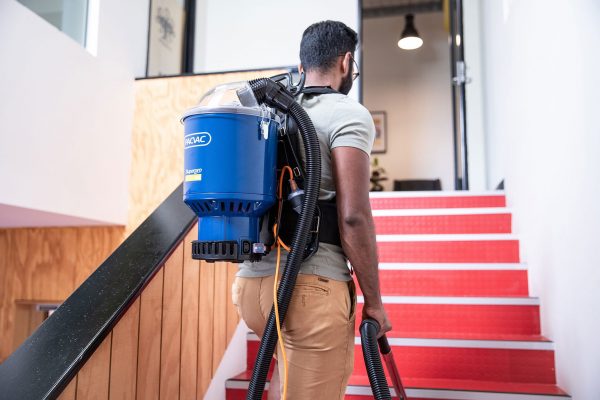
left=224, top=191, right=571, bottom=399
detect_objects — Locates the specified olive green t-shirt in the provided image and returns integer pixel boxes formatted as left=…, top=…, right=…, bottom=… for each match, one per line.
left=237, top=92, right=376, bottom=281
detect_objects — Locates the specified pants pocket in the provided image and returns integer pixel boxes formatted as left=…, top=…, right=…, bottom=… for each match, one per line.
left=347, top=280, right=357, bottom=321
left=293, top=282, right=331, bottom=297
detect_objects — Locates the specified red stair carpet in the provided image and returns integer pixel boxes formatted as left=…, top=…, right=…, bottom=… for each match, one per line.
left=225, top=191, right=571, bottom=399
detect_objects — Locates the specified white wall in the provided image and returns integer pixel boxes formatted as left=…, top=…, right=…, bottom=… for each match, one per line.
left=479, top=1, right=600, bottom=398
left=194, top=0, right=360, bottom=74
left=0, top=0, right=142, bottom=227
left=363, top=13, right=454, bottom=190
left=462, top=0, right=487, bottom=190
left=95, top=0, right=150, bottom=78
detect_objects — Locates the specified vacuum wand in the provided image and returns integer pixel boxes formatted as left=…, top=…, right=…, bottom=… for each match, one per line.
left=377, top=334, right=409, bottom=400
left=360, top=319, right=409, bottom=400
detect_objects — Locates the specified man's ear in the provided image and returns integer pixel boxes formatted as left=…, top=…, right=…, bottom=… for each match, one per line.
left=298, top=63, right=304, bottom=73
left=341, top=52, right=352, bottom=75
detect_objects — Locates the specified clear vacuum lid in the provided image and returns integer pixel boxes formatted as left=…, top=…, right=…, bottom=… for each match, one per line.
left=181, top=81, right=277, bottom=121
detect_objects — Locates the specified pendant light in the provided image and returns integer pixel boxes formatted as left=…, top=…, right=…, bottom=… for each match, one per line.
left=398, top=14, right=423, bottom=50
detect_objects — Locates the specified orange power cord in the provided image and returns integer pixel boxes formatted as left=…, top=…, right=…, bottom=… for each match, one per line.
left=273, top=165, right=294, bottom=399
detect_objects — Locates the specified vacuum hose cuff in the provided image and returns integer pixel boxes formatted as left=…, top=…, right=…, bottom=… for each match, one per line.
left=249, top=78, right=296, bottom=112
left=360, top=319, right=392, bottom=400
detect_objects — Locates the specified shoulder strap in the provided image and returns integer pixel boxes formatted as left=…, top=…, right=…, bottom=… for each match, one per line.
left=285, top=85, right=339, bottom=164
left=288, top=86, right=339, bottom=179
left=301, top=86, right=339, bottom=95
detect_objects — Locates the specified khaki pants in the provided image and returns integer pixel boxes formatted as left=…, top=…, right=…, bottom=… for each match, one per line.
left=232, top=274, right=357, bottom=400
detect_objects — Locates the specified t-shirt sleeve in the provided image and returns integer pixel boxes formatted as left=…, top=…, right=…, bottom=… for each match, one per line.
left=328, top=99, right=376, bottom=155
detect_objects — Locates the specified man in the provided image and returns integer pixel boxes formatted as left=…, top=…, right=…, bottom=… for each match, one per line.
left=232, top=20, right=391, bottom=399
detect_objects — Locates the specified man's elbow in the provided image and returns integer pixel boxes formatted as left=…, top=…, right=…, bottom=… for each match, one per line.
left=340, top=211, right=371, bottom=229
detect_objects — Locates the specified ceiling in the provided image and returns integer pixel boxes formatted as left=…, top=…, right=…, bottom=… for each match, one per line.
left=362, top=0, right=443, bottom=18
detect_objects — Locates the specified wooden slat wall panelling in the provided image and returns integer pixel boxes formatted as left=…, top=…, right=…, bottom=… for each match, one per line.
left=212, top=263, right=229, bottom=375
left=197, top=261, right=215, bottom=396
left=226, top=262, right=240, bottom=341
left=160, top=242, right=185, bottom=400
left=0, top=226, right=123, bottom=361
left=31, top=228, right=77, bottom=301
left=11, top=304, right=32, bottom=352
left=28, top=305, right=45, bottom=333
left=56, top=376, right=77, bottom=400
left=76, top=333, right=112, bottom=400
left=54, top=241, right=244, bottom=400
left=73, top=227, right=125, bottom=289
left=180, top=224, right=200, bottom=399
left=136, top=267, right=165, bottom=400
left=0, top=230, right=7, bottom=287
left=1, top=227, right=78, bottom=359
left=0, top=231, right=8, bottom=362
left=12, top=302, right=56, bottom=352
left=109, top=297, right=141, bottom=400
left=0, top=232, right=15, bottom=363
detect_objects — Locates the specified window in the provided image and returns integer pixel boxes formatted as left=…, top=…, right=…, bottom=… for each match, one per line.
left=18, top=0, right=89, bottom=47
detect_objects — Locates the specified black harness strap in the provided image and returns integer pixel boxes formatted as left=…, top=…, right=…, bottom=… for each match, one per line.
left=277, top=86, right=342, bottom=248
left=301, top=86, right=340, bottom=95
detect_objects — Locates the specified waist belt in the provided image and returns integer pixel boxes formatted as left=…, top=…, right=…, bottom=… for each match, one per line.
left=278, top=198, right=341, bottom=248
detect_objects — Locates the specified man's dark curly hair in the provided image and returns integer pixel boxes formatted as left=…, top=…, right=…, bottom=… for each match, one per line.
left=300, top=20, right=358, bottom=72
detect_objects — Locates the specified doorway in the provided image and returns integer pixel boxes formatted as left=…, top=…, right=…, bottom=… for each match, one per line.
left=361, top=0, right=477, bottom=191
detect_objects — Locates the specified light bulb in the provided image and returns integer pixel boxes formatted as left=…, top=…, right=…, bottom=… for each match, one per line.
left=398, top=36, right=423, bottom=50
left=398, top=14, right=423, bottom=50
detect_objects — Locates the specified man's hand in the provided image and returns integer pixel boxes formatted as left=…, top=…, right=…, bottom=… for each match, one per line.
left=362, top=302, right=392, bottom=338
left=332, top=146, right=392, bottom=339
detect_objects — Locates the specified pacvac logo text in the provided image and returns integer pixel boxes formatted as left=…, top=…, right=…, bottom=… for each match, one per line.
left=184, top=132, right=212, bottom=149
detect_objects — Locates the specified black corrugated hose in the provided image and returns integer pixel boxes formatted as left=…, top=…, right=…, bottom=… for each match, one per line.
left=360, top=319, right=392, bottom=400
left=245, top=78, right=322, bottom=400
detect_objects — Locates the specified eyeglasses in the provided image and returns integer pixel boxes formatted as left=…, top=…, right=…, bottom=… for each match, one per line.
left=339, top=53, right=360, bottom=81
left=350, top=55, right=360, bottom=81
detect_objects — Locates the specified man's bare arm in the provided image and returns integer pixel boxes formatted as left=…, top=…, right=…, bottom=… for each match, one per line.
left=332, top=146, right=391, bottom=336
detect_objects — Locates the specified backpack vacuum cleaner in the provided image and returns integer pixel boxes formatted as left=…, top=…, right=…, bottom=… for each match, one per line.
left=181, top=75, right=407, bottom=400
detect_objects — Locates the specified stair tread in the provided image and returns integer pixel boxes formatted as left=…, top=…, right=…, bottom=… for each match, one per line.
left=376, top=233, right=518, bottom=240
left=227, top=372, right=569, bottom=396
left=372, top=207, right=511, bottom=216
left=248, top=331, right=551, bottom=343
left=376, top=239, right=520, bottom=263
left=377, top=262, right=528, bottom=270
left=369, top=191, right=505, bottom=197
left=368, top=268, right=529, bottom=297
left=370, top=333, right=551, bottom=342
left=350, top=376, right=569, bottom=396
left=368, top=192, right=506, bottom=210
left=370, top=295, right=540, bottom=304
left=373, top=212, right=512, bottom=234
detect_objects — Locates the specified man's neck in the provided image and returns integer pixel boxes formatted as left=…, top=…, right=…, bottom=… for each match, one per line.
left=304, top=72, right=337, bottom=90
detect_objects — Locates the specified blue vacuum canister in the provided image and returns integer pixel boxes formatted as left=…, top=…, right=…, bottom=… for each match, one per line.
left=181, top=82, right=280, bottom=262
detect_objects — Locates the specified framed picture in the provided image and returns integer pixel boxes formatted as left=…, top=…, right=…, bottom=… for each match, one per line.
left=370, top=111, right=387, bottom=154
left=147, top=0, right=186, bottom=76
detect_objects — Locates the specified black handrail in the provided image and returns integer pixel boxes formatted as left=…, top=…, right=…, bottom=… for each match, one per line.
left=0, top=183, right=196, bottom=400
